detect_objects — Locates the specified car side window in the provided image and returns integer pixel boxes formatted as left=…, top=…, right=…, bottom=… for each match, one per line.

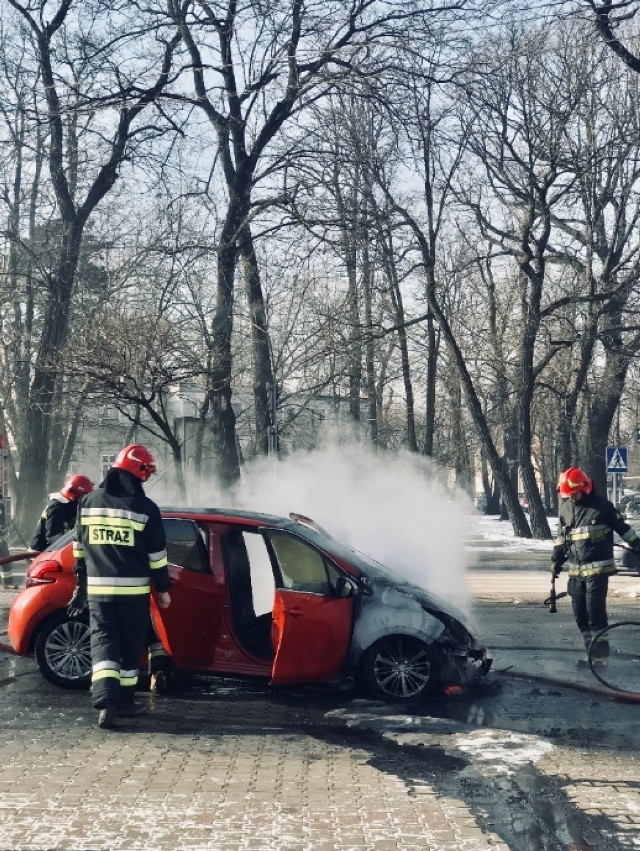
left=162, top=518, right=210, bottom=573
left=265, top=530, right=340, bottom=595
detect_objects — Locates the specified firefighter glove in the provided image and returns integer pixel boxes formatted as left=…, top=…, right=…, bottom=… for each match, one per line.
left=67, top=583, right=88, bottom=618
left=550, top=562, right=563, bottom=578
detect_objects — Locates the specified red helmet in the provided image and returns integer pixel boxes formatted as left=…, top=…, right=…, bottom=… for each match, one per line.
left=558, top=467, right=592, bottom=497
left=61, top=474, right=94, bottom=501
left=113, top=444, right=157, bottom=482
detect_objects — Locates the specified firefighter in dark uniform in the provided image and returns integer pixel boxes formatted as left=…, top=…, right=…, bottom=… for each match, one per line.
left=31, top=474, right=94, bottom=551
left=551, top=466, right=640, bottom=666
left=67, top=445, right=171, bottom=729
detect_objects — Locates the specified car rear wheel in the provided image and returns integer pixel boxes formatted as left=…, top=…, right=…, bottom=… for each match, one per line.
left=359, top=635, right=439, bottom=702
left=34, top=612, right=91, bottom=689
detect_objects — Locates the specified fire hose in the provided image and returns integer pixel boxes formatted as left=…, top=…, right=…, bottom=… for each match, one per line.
left=0, top=550, right=36, bottom=567
left=541, top=575, right=640, bottom=702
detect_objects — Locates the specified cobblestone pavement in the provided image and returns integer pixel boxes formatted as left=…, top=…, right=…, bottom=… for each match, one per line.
left=1, top=585, right=640, bottom=851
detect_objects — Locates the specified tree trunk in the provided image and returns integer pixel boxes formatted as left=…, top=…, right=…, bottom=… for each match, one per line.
left=14, top=223, right=84, bottom=534
left=423, top=313, right=438, bottom=457
left=208, top=220, right=241, bottom=486
left=238, top=224, right=275, bottom=457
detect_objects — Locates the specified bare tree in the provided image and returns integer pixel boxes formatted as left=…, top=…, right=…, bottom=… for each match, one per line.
left=70, top=309, right=204, bottom=501
left=4, top=0, right=180, bottom=533
left=165, top=0, right=489, bottom=486
left=585, top=0, right=640, bottom=72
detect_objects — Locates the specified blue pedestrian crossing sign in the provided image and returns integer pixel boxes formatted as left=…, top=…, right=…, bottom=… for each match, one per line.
left=606, top=446, right=628, bottom=473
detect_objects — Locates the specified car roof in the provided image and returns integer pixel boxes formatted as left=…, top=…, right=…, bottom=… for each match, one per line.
left=159, top=506, right=292, bottom=527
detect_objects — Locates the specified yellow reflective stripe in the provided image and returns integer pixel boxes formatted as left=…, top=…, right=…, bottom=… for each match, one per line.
left=569, top=529, right=608, bottom=542
left=572, top=524, right=608, bottom=534
left=89, top=576, right=148, bottom=587
left=93, top=660, right=119, bottom=673
left=82, top=507, right=148, bottom=523
left=622, top=529, right=639, bottom=543
left=568, top=563, right=615, bottom=577
left=80, top=516, right=145, bottom=532
left=148, top=645, right=169, bottom=659
left=149, top=556, right=168, bottom=570
left=92, top=669, right=120, bottom=683
left=120, top=675, right=138, bottom=687
left=73, top=544, right=84, bottom=558
left=87, top=585, right=150, bottom=596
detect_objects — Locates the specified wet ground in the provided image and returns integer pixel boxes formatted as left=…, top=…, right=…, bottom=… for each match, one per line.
left=2, top=579, right=640, bottom=849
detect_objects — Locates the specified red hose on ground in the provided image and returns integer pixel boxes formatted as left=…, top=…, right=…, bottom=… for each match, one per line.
left=498, top=667, right=640, bottom=703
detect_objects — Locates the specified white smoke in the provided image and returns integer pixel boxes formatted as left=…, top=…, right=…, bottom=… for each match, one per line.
left=149, top=425, right=475, bottom=610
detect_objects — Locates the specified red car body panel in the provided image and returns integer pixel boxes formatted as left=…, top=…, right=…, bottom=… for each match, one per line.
left=8, top=563, right=75, bottom=655
left=9, top=509, right=357, bottom=686
left=151, top=565, right=223, bottom=669
left=271, top=589, right=353, bottom=684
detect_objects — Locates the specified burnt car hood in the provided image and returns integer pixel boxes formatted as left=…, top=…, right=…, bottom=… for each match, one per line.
left=354, top=559, right=471, bottom=629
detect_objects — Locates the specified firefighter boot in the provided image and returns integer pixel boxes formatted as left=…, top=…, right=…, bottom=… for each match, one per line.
left=149, top=670, right=167, bottom=695
left=116, top=701, right=147, bottom=718
left=591, top=633, right=609, bottom=668
left=576, top=633, right=592, bottom=668
left=97, top=704, right=118, bottom=729
left=1, top=565, right=17, bottom=590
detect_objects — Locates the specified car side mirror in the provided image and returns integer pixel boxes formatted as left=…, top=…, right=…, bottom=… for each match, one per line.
left=335, top=576, right=358, bottom=598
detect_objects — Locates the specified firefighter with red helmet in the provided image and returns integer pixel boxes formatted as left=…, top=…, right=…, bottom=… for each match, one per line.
left=67, top=445, right=171, bottom=729
left=31, top=474, right=94, bottom=551
left=552, top=466, right=640, bottom=665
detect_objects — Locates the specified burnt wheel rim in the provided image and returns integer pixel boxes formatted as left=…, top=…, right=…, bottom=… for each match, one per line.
left=44, top=621, right=91, bottom=681
left=373, top=638, right=432, bottom=698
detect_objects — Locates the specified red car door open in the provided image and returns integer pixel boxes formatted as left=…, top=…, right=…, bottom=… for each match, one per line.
left=264, top=530, right=354, bottom=685
left=152, top=519, right=222, bottom=669
left=271, top=588, right=353, bottom=684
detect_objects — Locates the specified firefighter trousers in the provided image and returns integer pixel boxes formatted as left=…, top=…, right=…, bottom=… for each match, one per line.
left=147, top=618, right=172, bottom=675
left=89, top=596, right=150, bottom=710
left=567, top=573, right=610, bottom=659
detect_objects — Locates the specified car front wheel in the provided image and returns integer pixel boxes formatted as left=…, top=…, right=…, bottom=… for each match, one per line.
left=34, top=612, right=91, bottom=689
left=359, top=635, right=439, bottom=702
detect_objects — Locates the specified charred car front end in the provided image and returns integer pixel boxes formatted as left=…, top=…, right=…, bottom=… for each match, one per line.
left=302, top=532, right=492, bottom=702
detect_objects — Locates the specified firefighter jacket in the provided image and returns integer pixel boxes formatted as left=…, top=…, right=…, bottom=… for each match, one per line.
left=553, top=490, right=640, bottom=578
left=31, top=494, right=77, bottom=551
left=72, top=468, right=169, bottom=602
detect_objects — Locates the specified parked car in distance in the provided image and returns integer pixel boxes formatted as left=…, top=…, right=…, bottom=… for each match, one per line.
left=624, top=500, right=640, bottom=517
left=8, top=507, right=491, bottom=703
left=614, top=534, right=640, bottom=576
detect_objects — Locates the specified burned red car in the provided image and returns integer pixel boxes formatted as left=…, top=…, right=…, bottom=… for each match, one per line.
left=8, top=507, right=490, bottom=702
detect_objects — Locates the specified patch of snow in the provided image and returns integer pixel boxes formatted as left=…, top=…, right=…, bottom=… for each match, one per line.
left=612, top=583, right=640, bottom=598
